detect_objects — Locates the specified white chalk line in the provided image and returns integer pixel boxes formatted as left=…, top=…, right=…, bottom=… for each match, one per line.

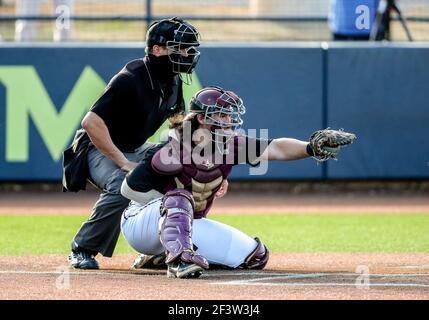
left=0, top=270, right=427, bottom=289
left=0, top=270, right=274, bottom=277
left=0, top=270, right=284, bottom=277
left=210, top=282, right=429, bottom=288
left=1, top=270, right=429, bottom=288
left=206, top=273, right=326, bottom=284
left=207, top=272, right=429, bottom=277
left=0, top=270, right=428, bottom=276
left=0, top=270, right=159, bottom=277
left=209, top=272, right=429, bottom=288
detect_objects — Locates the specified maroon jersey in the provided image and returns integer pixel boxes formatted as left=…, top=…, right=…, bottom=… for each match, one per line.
left=126, top=129, right=271, bottom=218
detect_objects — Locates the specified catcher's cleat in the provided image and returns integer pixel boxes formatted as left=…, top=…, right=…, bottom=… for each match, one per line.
left=68, top=250, right=99, bottom=270
left=167, top=261, right=204, bottom=279
left=132, top=253, right=167, bottom=269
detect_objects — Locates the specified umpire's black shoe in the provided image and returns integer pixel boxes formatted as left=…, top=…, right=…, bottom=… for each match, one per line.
left=68, top=250, right=99, bottom=270
left=167, top=261, right=204, bottom=279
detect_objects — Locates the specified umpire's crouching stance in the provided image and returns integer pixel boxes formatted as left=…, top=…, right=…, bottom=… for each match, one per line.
left=65, top=17, right=201, bottom=269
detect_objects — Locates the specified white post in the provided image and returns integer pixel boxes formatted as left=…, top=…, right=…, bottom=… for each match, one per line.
left=15, top=0, right=42, bottom=41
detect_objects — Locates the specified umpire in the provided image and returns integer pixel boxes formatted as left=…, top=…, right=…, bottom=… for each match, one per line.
left=68, top=17, right=201, bottom=269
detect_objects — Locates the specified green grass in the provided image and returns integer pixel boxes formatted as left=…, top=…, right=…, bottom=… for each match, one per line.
left=0, top=214, right=428, bottom=256
left=213, top=214, right=429, bottom=253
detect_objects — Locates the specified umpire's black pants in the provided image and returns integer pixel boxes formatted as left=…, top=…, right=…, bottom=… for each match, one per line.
left=72, top=144, right=150, bottom=257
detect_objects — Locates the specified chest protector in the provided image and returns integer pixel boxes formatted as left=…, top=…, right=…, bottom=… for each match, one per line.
left=151, top=132, right=236, bottom=218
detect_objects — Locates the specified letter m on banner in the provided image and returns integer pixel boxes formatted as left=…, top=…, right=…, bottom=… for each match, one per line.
left=0, top=66, right=105, bottom=162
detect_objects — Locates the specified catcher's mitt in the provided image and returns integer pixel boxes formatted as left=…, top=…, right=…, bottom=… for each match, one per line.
left=309, top=128, right=356, bottom=162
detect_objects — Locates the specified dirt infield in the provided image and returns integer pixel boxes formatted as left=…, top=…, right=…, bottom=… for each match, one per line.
left=0, top=191, right=428, bottom=299
left=0, top=254, right=428, bottom=300
left=1, top=191, right=429, bottom=215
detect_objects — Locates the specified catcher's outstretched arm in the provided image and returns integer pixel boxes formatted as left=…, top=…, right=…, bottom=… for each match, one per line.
left=259, top=138, right=310, bottom=161
left=256, top=128, right=356, bottom=163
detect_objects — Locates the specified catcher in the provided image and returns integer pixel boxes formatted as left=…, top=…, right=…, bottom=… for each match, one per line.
left=120, top=86, right=356, bottom=278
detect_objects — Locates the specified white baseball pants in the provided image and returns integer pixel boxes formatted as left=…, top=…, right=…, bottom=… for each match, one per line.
left=121, top=199, right=258, bottom=268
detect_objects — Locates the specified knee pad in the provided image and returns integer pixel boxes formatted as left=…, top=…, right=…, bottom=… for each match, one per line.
left=160, top=189, right=195, bottom=216
left=241, top=238, right=269, bottom=270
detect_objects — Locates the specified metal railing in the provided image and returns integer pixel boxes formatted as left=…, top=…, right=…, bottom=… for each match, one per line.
left=0, top=0, right=428, bottom=42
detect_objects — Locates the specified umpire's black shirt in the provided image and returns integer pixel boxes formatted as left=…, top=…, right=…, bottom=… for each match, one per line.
left=90, top=56, right=185, bottom=152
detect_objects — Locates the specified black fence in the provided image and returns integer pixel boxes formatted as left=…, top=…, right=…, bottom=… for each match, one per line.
left=0, top=0, right=428, bottom=41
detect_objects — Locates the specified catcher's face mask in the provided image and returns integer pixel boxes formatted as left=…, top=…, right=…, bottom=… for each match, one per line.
left=190, top=87, right=246, bottom=153
left=204, top=91, right=245, bottom=138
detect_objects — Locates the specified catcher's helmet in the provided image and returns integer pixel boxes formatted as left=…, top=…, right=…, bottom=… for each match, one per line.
left=146, top=17, right=200, bottom=74
left=190, top=86, right=246, bottom=141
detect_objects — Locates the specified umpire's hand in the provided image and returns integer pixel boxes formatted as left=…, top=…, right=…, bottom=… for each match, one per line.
left=121, top=161, right=139, bottom=172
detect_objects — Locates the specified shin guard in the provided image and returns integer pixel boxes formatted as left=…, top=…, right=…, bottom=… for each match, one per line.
left=159, top=189, right=209, bottom=269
